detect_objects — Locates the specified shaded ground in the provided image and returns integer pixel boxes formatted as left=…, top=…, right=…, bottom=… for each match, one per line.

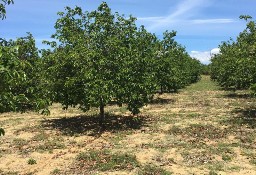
left=0, top=76, right=256, bottom=175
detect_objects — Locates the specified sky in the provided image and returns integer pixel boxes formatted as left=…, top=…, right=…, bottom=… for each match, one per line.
left=1, top=0, right=256, bottom=64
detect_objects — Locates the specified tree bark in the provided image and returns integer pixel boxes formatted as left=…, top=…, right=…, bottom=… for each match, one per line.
left=160, top=85, right=163, bottom=94
left=99, top=99, right=105, bottom=129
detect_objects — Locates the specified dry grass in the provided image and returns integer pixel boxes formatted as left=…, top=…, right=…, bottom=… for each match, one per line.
left=1, top=76, right=256, bottom=175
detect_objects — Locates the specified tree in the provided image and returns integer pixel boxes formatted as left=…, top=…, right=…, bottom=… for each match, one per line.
left=0, top=34, right=51, bottom=136
left=154, top=30, right=201, bottom=93
left=0, top=0, right=13, bottom=19
left=210, top=16, right=256, bottom=91
left=44, top=2, right=157, bottom=127
left=0, top=33, right=50, bottom=113
left=0, top=0, right=14, bottom=136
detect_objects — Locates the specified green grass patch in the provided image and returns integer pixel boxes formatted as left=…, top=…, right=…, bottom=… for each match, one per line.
left=0, top=169, right=18, bottom=175
left=27, top=158, right=37, bottom=165
left=50, top=168, right=61, bottom=175
left=76, top=149, right=139, bottom=171
left=12, top=138, right=29, bottom=149
left=32, top=132, right=49, bottom=141
left=241, top=149, right=256, bottom=165
left=0, top=118, right=24, bottom=126
left=208, top=162, right=225, bottom=172
left=227, top=165, right=241, bottom=171
left=138, top=165, right=172, bottom=175
left=184, top=75, right=220, bottom=92
left=35, top=140, right=65, bottom=153
left=168, top=124, right=227, bottom=140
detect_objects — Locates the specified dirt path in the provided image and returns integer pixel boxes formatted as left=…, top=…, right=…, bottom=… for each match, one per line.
left=1, top=76, right=256, bottom=175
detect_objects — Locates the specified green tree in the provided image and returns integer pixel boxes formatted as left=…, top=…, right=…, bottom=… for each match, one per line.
left=0, top=34, right=51, bottom=135
left=44, top=2, right=156, bottom=127
left=154, top=30, right=201, bottom=93
left=0, top=33, right=50, bottom=113
left=210, top=16, right=256, bottom=91
left=0, top=0, right=14, bottom=135
left=0, top=0, right=13, bottom=19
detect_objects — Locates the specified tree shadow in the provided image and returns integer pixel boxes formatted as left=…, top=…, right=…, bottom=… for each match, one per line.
left=41, top=113, right=149, bottom=137
left=223, top=108, right=256, bottom=129
left=223, top=92, right=254, bottom=99
left=150, top=97, right=175, bottom=105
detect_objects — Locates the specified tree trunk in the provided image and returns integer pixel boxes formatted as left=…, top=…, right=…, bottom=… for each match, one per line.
left=99, top=100, right=105, bottom=129
left=160, top=85, right=163, bottom=94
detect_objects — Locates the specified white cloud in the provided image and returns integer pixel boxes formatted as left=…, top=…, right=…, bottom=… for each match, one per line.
left=210, top=48, right=220, bottom=55
left=191, top=18, right=236, bottom=24
left=137, top=16, right=165, bottom=22
left=189, top=50, right=211, bottom=65
left=137, top=17, right=235, bottom=25
left=136, top=0, right=237, bottom=35
left=146, top=0, right=209, bottom=31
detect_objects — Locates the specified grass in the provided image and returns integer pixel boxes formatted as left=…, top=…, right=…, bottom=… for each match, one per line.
left=168, top=123, right=227, bottom=140
left=0, top=117, right=24, bottom=126
left=12, top=138, right=29, bottom=151
left=0, top=170, right=18, bottom=175
left=50, top=168, right=61, bottom=175
left=183, top=75, right=220, bottom=92
left=208, top=162, right=225, bottom=172
left=73, top=149, right=139, bottom=172
left=181, top=151, right=214, bottom=166
left=32, top=132, right=49, bottom=141
left=35, top=138, right=66, bottom=153
left=69, top=149, right=172, bottom=174
left=138, top=165, right=172, bottom=175
left=1, top=75, right=256, bottom=174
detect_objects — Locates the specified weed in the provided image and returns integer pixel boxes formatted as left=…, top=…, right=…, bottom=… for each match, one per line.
left=187, top=113, right=201, bottom=118
left=0, top=169, right=18, bottom=175
left=222, top=154, right=232, bottom=161
left=32, top=132, right=49, bottom=141
left=208, top=162, right=224, bottom=172
left=12, top=138, right=29, bottom=149
left=15, top=124, right=43, bottom=134
left=168, top=124, right=227, bottom=140
left=76, top=149, right=139, bottom=171
left=35, top=140, right=65, bottom=152
left=227, top=165, right=241, bottom=171
left=209, top=143, right=235, bottom=157
left=50, top=168, right=61, bottom=175
left=249, top=159, right=256, bottom=165
left=138, top=165, right=172, bottom=175
left=158, top=114, right=179, bottom=124
left=209, top=170, right=218, bottom=175
left=241, top=149, right=256, bottom=164
left=0, top=118, right=24, bottom=126
left=27, top=158, right=37, bottom=165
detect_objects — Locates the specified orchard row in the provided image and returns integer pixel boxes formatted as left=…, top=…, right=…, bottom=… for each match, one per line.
left=0, top=2, right=201, bottom=124
left=210, top=15, right=256, bottom=94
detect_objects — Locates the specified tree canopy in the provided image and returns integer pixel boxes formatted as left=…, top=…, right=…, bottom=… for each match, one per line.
left=0, top=33, right=51, bottom=114
left=210, top=16, right=256, bottom=92
left=0, top=0, right=13, bottom=19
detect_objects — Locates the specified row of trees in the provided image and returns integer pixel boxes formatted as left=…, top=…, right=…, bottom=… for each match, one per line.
left=0, top=34, right=51, bottom=113
left=0, top=0, right=15, bottom=136
left=210, top=15, right=256, bottom=93
left=1, top=2, right=201, bottom=128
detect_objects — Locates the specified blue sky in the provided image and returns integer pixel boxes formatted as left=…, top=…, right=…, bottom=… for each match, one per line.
left=1, top=0, right=256, bottom=64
